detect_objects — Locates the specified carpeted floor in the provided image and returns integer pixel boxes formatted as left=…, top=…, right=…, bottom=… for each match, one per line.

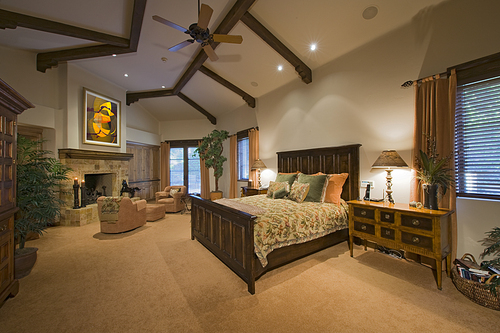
left=1, top=212, right=499, bottom=333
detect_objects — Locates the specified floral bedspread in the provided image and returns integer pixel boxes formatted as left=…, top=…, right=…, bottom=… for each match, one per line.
left=231, top=195, right=349, bottom=267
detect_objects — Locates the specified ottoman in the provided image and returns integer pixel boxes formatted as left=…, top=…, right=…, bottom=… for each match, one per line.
left=146, top=204, right=165, bottom=222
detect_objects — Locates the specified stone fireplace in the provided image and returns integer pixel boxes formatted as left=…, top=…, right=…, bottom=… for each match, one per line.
left=58, top=149, right=133, bottom=226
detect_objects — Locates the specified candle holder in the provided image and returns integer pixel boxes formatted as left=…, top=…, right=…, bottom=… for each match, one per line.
left=73, top=178, right=80, bottom=209
left=80, top=181, right=86, bottom=208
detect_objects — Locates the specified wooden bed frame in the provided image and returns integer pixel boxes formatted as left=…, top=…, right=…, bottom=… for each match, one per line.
left=191, top=144, right=361, bottom=294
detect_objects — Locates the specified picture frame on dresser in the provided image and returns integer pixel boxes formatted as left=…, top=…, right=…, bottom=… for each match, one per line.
left=83, top=88, right=120, bottom=147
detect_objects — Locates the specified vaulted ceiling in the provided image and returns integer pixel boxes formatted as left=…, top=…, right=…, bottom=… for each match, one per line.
left=0, top=0, right=447, bottom=124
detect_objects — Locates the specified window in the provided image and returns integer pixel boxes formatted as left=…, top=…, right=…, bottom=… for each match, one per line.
left=237, top=135, right=249, bottom=180
left=454, top=55, right=500, bottom=200
left=169, top=141, right=201, bottom=195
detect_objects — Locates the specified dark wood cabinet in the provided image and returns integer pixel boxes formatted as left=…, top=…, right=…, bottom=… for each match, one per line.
left=0, top=78, right=33, bottom=307
left=241, top=186, right=267, bottom=197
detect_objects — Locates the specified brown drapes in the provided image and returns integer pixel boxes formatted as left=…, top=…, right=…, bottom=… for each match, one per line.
left=229, top=135, right=238, bottom=198
left=160, top=141, right=170, bottom=189
left=410, top=69, right=457, bottom=258
left=248, top=128, right=259, bottom=187
left=199, top=140, right=211, bottom=199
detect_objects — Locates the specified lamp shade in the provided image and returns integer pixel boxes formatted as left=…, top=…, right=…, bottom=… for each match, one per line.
left=372, top=150, right=408, bottom=168
left=251, top=159, right=267, bottom=170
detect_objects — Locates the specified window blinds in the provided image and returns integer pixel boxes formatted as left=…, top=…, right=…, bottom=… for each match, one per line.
left=455, top=76, right=500, bottom=199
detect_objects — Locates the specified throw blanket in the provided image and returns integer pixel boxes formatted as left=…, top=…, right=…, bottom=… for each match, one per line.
left=214, top=198, right=267, bottom=215
left=100, top=197, right=122, bottom=222
left=222, top=195, right=349, bottom=267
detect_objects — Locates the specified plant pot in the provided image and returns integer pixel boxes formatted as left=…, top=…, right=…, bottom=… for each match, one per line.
left=210, top=191, right=223, bottom=201
left=423, top=183, right=439, bottom=210
left=14, top=247, right=38, bottom=279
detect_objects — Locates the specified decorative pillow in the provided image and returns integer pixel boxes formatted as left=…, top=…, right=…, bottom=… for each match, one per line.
left=288, top=181, right=310, bottom=203
left=275, top=173, right=298, bottom=188
left=324, top=173, right=349, bottom=205
left=170, top=188, right=180, bottom=197
left=297, top=173, right=329, bottom=202
left=273, top=187, right=288, bottom=199
left=267, top=181, right=290, bottom=198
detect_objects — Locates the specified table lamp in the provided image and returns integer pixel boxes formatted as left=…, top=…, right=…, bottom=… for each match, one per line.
left=251, top=159, right=267, bottom=188
left=372, top=150, right=408, bottom=203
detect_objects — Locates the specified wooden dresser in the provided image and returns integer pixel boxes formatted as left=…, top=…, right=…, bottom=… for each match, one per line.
left=0, top=79, right=33, bottom=307
left=348, top=200, right=453, bottom=289
left=241, top=186, right=267, bottom=197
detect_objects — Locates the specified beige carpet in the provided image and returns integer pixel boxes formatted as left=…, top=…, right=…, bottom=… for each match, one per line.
left=1, top=213, right=499, bottom=333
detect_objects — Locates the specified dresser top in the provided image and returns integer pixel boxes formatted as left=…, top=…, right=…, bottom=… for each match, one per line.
left=347, top=200, right=454, bottom=217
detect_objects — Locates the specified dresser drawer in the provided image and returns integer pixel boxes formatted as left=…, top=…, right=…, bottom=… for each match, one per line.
left=401, top=231, right=433, bottom=251
left=353, top=206, right=375, bottom=219
left=401, top=214, right=432, bottom=231
left=380, top=227, right=395, bottom=240
left=380, top=211, right=395, bottom=223
left=354, top=221, right=375, bottom=235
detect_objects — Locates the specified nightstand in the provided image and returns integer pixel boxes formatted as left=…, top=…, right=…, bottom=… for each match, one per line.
left=347, top=200, right=454, bottom=289
left=241, top=186, right=267, bottom=197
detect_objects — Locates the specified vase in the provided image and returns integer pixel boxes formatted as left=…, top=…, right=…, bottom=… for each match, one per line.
left=14, top=247, right=38, bottom=279
left=423, top=184, right=439, bottom=210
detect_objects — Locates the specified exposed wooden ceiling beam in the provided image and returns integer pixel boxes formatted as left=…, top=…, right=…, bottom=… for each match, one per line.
left=172, top=0, right=257, bottom=94
left=241, top=11, right=312, bottom=84
left=199, top=66, right=255, bottom=108
left=0, top=9, right=129, bottom=47
left=178, top=93, right=216, bottom=125
left=126, top=89, right=175, bottom=106
left=36, top=0, right=147, bottom=72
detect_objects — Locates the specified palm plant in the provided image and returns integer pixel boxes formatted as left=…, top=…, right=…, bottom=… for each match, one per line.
left=15, top=135, right=72, bottom=251
left=480, top=227, right=500, bottom=295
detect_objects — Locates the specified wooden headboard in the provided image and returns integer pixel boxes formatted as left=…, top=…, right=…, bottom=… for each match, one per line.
left=277, top=144, right=361, bottom=201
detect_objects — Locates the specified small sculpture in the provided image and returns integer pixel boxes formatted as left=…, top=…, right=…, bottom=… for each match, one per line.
left=120, top=180, right=140, bottom=197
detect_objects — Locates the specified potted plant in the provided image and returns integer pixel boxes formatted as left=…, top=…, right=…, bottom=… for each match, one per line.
left=194, top=129, right=229, bottom=200
left=480, top=226, right=500, bottom=295
left=414, top=135, right=454, bottom=210
left=14, top=135, right=72, bottom=278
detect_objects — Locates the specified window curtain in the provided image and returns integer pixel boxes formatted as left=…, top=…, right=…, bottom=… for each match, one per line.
left=198, top=140, right=211, bottom=199
left=160, top=141, right=170, bottom=189
left=410, top=69, right=457, bottom=258
left=248, top=128, right=259, bottom=187
left=229, top=135, right=238, bottom=198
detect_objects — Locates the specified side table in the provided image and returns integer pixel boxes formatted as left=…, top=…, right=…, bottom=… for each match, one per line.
left=241, top=186, right=268, bottom=197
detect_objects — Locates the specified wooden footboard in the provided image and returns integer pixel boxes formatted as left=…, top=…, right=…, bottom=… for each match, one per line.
left=191, top=195, right=259, bottom=293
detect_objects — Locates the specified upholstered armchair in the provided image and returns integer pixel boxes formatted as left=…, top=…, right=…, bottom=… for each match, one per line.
left=97, top=196, right=147, bottom=233
left=155, top=186, right=187, bottom=213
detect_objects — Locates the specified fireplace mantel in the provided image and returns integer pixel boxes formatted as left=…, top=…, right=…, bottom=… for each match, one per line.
left=59, top=149, right=133, bottom=161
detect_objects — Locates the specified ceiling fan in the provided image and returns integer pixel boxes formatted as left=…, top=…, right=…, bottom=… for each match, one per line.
left=153, top=2, right=243, bottom=61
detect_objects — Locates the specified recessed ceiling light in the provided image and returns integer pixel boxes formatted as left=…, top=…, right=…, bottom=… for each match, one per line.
left=362, top=6, right=378, bottom=20
left=124, top=74, right=128, bottom=77
left=162, top=85, right=166, bottom=88
left=310, top=44, right=317, bottom=51
left=277, top=65, right=283, bottom=71
left=112, top=54, right=117, bottom=57
left=161, top=57, right=168, bottom=62
left=251, top=82, right=258, bottom=87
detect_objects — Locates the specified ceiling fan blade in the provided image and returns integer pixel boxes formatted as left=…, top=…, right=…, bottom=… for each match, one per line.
left=197, top=4, right=213, bottom=30
left=212, top=34, right=243, bottom=44
left=203, top=44, right=219, bottom=61
left=169, top=40, right=195, bottom=52
left=153, top=15, right=188, bottom=33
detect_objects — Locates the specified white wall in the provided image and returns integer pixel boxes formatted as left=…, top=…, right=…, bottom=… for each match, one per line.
left=216, top=0, right=500, bottom=260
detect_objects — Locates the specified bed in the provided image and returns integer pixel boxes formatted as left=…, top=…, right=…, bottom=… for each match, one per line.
left=190, top=144, right=361, bottom=294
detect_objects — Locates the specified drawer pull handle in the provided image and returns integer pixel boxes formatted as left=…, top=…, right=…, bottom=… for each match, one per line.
left=361, top=210, right=367, bottom=216
left=0, top=225, right=6, bottom=232
left=361, top=225, right=367, bottom=231
left=385, top=230, right=391, bottom=236
left=412, top=236, right=420, bottom=243
left=384, top=214, right=391, bottom=220
left=412, top=219, right=420, bottom=226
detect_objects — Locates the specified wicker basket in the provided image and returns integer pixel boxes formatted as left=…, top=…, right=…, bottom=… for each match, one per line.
left=451, top=253, right=500, bottom=311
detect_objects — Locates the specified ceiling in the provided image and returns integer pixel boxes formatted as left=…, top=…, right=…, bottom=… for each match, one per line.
left=0, top=0, right=447, bottom=124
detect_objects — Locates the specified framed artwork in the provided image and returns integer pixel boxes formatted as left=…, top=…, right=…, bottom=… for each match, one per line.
left=83, top=88, right=120, bottom=147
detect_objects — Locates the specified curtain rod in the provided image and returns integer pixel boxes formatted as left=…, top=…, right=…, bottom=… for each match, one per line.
left=401, top=70, right=449, bottom=88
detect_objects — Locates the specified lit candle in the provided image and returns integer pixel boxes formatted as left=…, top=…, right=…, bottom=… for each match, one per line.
left=74, top=177, right=78, bottom=186
left=81, top=180, right=85, bottom=187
